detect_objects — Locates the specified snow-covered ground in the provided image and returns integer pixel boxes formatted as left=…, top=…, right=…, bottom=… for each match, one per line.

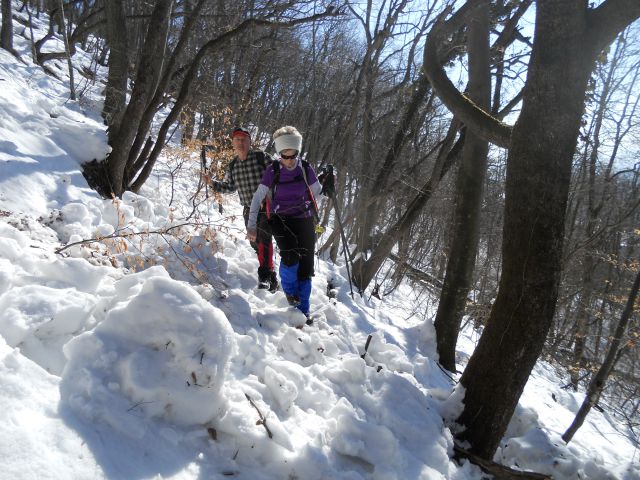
left=0, top=5, right=638, bottom=479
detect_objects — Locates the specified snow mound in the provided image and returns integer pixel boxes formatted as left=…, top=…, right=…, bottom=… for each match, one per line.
left=60, top=270, right=236, bottom=437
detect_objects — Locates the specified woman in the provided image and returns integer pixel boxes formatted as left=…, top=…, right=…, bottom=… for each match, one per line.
left=247, top=126, right=322, bottom=322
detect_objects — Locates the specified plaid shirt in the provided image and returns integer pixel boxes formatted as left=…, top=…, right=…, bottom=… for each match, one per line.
left=214, top=150, right=273, bottom=206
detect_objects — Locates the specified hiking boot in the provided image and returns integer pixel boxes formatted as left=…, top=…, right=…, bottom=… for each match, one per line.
left=258, top=273, right=270, bottom=290
left=268, top=271, right=279, bottom=293
left=295, top=315, right=313, bottom=329
left=286, top=294, right=300, bottom=306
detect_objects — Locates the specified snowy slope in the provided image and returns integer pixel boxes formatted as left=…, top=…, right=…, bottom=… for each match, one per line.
left=0, top=4, right=638, bottom=480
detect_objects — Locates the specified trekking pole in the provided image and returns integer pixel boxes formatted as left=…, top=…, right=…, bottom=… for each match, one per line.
left=200, top=145, right=211, bottom=223
left=326, top=173, right=355, bottom=298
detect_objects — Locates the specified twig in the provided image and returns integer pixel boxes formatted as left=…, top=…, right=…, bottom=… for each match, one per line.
left=127, top=400, right=154, bottom=412
left=53, top=219, right=241, bottom=254
left=360, top=334, right=373, bottom=359
left=437, top=362, right=458, bottom=382
left=245, top=393, right=273, bottom=439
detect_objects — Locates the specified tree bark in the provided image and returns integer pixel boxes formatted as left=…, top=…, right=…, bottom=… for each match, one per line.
left=102, top=0, right=128, bottom=130
left=433, top=1, right=490, bottom=372
left=58, top=0, right=76, bottom=100
left=1, top=0, right=13, bottom=52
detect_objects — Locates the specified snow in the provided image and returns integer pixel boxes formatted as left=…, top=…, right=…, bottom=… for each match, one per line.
left=0, top=4, right=638, bottom=479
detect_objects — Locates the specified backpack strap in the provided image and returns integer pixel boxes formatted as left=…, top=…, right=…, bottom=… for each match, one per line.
left=300, top=160, right=320, bottom=222
left=270, top=159, right=281, bottom=193
left=265, top=160, right=280, bottom=220
left=255, top=151, right=267, bottom=169
left=300, top=159, right=310, bottom=185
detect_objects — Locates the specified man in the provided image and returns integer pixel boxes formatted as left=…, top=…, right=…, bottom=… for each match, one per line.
left=203, top=126, right=278, bottom=291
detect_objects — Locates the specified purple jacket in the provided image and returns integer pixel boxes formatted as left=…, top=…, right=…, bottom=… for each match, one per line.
left=262, top=160, right=319, bottom=218
left=247, top=159, right=322, bottom=230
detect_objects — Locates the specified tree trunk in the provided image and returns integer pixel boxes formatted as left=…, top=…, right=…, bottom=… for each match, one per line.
left=196, top=111, right=213, bottom=142
left=433, top=2, right=490, bottom=372
left=125, top=0, right=207, bottom=177
left=562, top=268, right=640, bottom=443
left=96, top=0, right=173, bottom=196
left=1, top=0, right=13, bottom=52
left=102, top=0, right=128, bottom=129
left=570, top=239, right=596, bottom=389
left=58, top=0, right=76, bottom=100
left=181, top=108, right=196, bottom=145
left=454, top=0, right=640, bottom=459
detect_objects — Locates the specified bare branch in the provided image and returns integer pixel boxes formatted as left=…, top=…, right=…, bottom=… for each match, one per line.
left=245, top=394, right=273, bottom=439
left=588, top=0, right=640, bottom=55
left=53, top=219, right=239, bottom=254
left=422, top=0, right=512, bottom=148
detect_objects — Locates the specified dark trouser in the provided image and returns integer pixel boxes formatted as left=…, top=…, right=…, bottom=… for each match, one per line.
left=269, top=215, right=316, bottom=314
left=243, top=205, right=274, bottom=280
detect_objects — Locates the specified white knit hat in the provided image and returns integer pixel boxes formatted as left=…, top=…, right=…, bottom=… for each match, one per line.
left=273, top=129, right=303, bottom=154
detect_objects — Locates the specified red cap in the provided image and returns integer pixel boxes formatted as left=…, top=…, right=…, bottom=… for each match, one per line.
left=232, top=127, right=250, bottom=138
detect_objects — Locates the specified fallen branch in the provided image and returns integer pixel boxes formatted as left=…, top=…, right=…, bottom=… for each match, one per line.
left=388, top=253, right=443, bottom=292
left=53, top=218, right=240, bottom=254
left=454, top=445, right=551, bottom=479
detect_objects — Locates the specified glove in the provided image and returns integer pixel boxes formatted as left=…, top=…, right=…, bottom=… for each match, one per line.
left=319, top=165, right=335, bottom=197
left=202, top=173, right=219, bottom=191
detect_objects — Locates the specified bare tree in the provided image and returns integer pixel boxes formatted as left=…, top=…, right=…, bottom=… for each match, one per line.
left=563, top=267, right=640, bottom=443
left=350, top=2, right=529, bottom=293
left=433, top=1, right=491, bottom=372
left=29, top=1, right=104, bottom=67
left=422, top=0, right=640, bottom=459
left=84, top=1, right=343, bottom=197
left=564, top=28, right=640, bottom=389
left=98, top=0, right=175, bottom=196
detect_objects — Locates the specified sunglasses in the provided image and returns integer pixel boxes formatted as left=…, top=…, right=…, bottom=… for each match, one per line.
left=279, top=153, right=297, bottom=160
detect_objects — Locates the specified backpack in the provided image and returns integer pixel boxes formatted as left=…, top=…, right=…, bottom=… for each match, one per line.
left=255, top=151, right=268, bottom=169
left=266, top=159, right=319, bottom=221
left=227, top=150, right=269, bottom=180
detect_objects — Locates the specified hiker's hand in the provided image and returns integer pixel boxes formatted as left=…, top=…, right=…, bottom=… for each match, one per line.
left=320, top=165, right=335, bottom=196
left=203, top=175, right=221, bottom=192
left=322, top=173, right=335, bottom=196
left=247, top=228, right=257, bottom=242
